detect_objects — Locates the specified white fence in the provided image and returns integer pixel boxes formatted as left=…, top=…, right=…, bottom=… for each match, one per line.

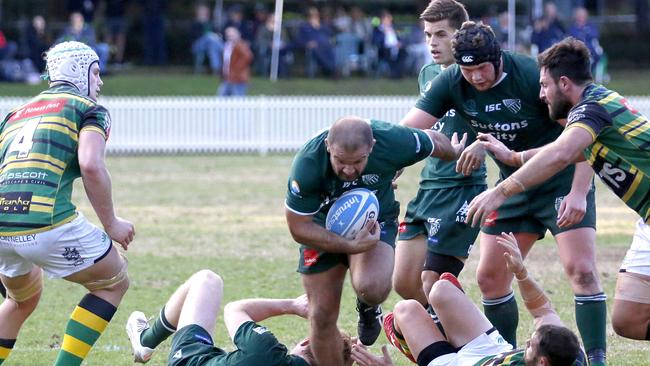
left=2, top=95, right=650, bottom=154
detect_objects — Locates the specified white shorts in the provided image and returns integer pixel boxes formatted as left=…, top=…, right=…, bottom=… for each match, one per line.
left=0, top=213, right=112, bottom=278
left=428, top=330, right=513, bottom=366
left=620, top=219, right=650, bottom=276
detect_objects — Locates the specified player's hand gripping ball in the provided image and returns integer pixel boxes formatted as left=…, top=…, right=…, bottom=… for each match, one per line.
left=326, top=188, right=379, bottom=240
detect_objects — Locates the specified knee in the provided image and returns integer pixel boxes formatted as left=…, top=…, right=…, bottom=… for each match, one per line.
left=565, top=263, right=599, bottom=289
left=310, top=304, right=338, bottom=329
left=355, top=280, right=390, bottom=306
left=394, top=299, right=422, bottom=325
left=612, top=314, right=636, bottom=339
left=192, top=270, right=224, bottom=293
left=428, top=280, right=456, bottom=309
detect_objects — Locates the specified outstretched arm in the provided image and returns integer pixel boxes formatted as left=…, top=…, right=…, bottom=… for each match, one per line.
left=424, top=130, right=467, bottom=161
left=223, top=295, right=308, bottom=340
left=496, top=232, right=563, bottom=329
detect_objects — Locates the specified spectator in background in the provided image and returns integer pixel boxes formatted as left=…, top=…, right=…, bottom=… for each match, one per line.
left=67, top=0, right=98, bottom=23
left=25, top=15, right=51, bottom=72
left=531, top=2, right=566, bottom=54
left=297, top=7, right=335, bottom=78
left=372, top=10, right=404, bottom=78
left=334, top=22, right=361, bottom=77
left=349, top=6, right=373, bottom=73
left=104, top=0, right=130, bottom=65
left=57, top=12, right=110, bottom=70
left=254, top=13, right=292, bottom=78
left=403, top=20, right=431, bottom=76
left=218, top=27, right=253, bottom=97
left=141, top=0, right=168, bottom=65
left=569, top=6, right=604, bottom=79
left=191, top=2, right=223, bottom=75
left=250, top=3, right=268, bottom=47
left=223, top=4, right=254, bottom=44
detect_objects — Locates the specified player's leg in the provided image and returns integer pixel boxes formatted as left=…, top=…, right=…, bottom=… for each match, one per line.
left=302, top=264, right=347, bottom=366
left=555, top=227, right=606, bottom=364
left=611, top=219, right=650, bottom=340
left=392, top=299, right=448, bottom=362
left=393, top=235, right=428, bottom=305
left=0, top=267, right=43, bottom=365
left=476, top=231, right=537, bottom=347
left=612, top=272, right=650, bottom=340
left=349, top=240, right=394, bottom=345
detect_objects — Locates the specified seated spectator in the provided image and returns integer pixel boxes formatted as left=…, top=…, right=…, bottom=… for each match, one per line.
left=104, top=0, right=129, bottom=65
left=372, top=10, right=404, bottom=78
left=0, top=28, right=39, bottom=83
left=25, top=15, right=51, bottom=72
left=297, top=7, right=335, bottom=78
left=218, top=27, right=253, bottom=97
left=191, top=3, right=223, bottom=74
left=569, top=6, right=606, bottom=81
left=349, top=6, right=373, bottom=73
left=254, top=13, right=292, bottom=78
left=403, top=20, right=430, bottom=76
left=57, top=11, right=110, bottom=70
left=222, top=4, right=254, bottom=43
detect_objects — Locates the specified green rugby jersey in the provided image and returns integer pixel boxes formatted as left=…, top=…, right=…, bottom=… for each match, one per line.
left=567, top=83, right=650, bottom=222
left=416, top=52, right=565, bottom=177
left=475, top=349, right=524, bottom=365
left=0, top=85, right=111, bottom=235
left=417, top=62, right=486, bottom=189
left=285, top=120, right=434, bottom=223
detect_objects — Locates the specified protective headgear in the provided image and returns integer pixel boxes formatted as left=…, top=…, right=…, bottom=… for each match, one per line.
left=453, top=23, right=502, bottom=73
left=45, top=41, right=99, bottom=97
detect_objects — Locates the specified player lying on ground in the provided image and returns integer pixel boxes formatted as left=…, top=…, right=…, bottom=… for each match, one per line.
left=351, top=232, right=586, bottom=366
left=126, top=269, right=353, bottom=365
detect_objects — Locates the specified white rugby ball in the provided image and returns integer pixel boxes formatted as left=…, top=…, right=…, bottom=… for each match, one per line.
left=326, top=188, right=379, bottom=240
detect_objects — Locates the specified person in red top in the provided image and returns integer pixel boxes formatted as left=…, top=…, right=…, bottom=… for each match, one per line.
left=218, top=27, right=253, bottom=97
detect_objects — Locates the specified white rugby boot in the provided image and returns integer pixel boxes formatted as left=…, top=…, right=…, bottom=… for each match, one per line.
left=126, top=311, right=155, bottom=363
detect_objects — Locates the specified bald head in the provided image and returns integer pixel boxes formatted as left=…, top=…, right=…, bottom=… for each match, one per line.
left=327, top=117, right=374, bottom=152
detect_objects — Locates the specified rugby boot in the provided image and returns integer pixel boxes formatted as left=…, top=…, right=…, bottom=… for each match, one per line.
left=126, top=311, right=155, bottom=363
left=383, top=311, right=416, bottom=363
left=357, top=298, right=383, bottom=346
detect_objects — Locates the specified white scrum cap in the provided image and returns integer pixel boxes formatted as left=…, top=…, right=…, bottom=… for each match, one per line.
left=45, top=41, right=99, bottom=96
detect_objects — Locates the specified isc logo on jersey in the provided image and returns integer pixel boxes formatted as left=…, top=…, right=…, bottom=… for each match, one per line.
left=326, top=188, right=379, bottom=239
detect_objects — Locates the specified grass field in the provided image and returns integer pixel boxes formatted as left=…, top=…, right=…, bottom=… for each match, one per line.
left=5, top=154, right=650, bottom=365
left=0, top=68, right=649, bottom=97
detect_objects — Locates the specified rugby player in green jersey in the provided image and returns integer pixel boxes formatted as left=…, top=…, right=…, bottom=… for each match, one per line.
left=393, top=0, right=487, bottom=314
left=285, top=116, right=467, bottom=366
left=126, top=270, right=354, bottom=365
left=469, top=37, right=650, bottom=344
left=351, top=232, right=586, bottom=366
left=0, top=41, right=134, bottom=366
left=401, top=21, right=606, bottom=364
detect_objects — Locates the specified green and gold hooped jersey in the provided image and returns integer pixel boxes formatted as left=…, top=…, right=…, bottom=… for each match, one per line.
left=567, top=83, right=650, bottom=222
left=417, top=63, right=486, bottom=189
left=0, top=84, right=111, bottom=235
left=285, top=120, right=434, bottom=223
left=475, top=349, right=524, bottom=365
left=416, top=52, right=564, bottom=177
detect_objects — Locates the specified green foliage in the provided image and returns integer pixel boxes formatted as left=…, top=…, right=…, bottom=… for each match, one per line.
left=6, top=155, right=650, bottom=365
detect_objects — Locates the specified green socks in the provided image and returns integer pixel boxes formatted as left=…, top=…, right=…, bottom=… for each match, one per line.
left=483, top=292, right=518, bottom=347
left=141, top=306, right=176, bottom=349
left=575, top=293, right=607, bottom=365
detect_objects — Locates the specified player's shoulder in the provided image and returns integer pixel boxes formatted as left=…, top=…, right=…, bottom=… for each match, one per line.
left=505, top=52, right=539, bottom=78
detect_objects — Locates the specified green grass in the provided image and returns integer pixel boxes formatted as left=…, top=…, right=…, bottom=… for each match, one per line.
left=1, top=67, right=650, bottom=97
left=5, top=155, right=650, bottom=365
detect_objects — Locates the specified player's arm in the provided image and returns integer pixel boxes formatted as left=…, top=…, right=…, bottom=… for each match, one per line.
left=400, top=107, right=439, bottom=130
left=285, top=209, right=379, bottom=254
left=557, top=161, right=593, bottom=228
left=423, top=129, right=467, bottom=161
left=476, top=132, right=543, bottom=167
left=466, top=127, right=593, bottom=227
left=78, top=129, right=135, bottom=249
left=223, top=295, right=308, bottom=340
left=496, top=232, right=563, bottom=328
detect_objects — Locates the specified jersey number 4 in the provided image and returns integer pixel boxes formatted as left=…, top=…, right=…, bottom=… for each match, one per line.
left=5, top=117, right=41, bottom=160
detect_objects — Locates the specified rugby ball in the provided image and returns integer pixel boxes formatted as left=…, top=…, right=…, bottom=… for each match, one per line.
left=326, top=188, right=379, bottom=240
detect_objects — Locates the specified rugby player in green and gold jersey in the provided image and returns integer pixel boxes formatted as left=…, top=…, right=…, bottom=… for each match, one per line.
left=393, top=0, right=487, bottom=313
left=0, top=41, right=134, bottom=366
left=401, top=21, right=606, bottom=364
left=350, top=232, right=587, bottom=366
left=469, top=37, right=650, bottom=344
left=126, top=270, right=354, bottom=366
left=285, top=116, right=467, bottom=366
